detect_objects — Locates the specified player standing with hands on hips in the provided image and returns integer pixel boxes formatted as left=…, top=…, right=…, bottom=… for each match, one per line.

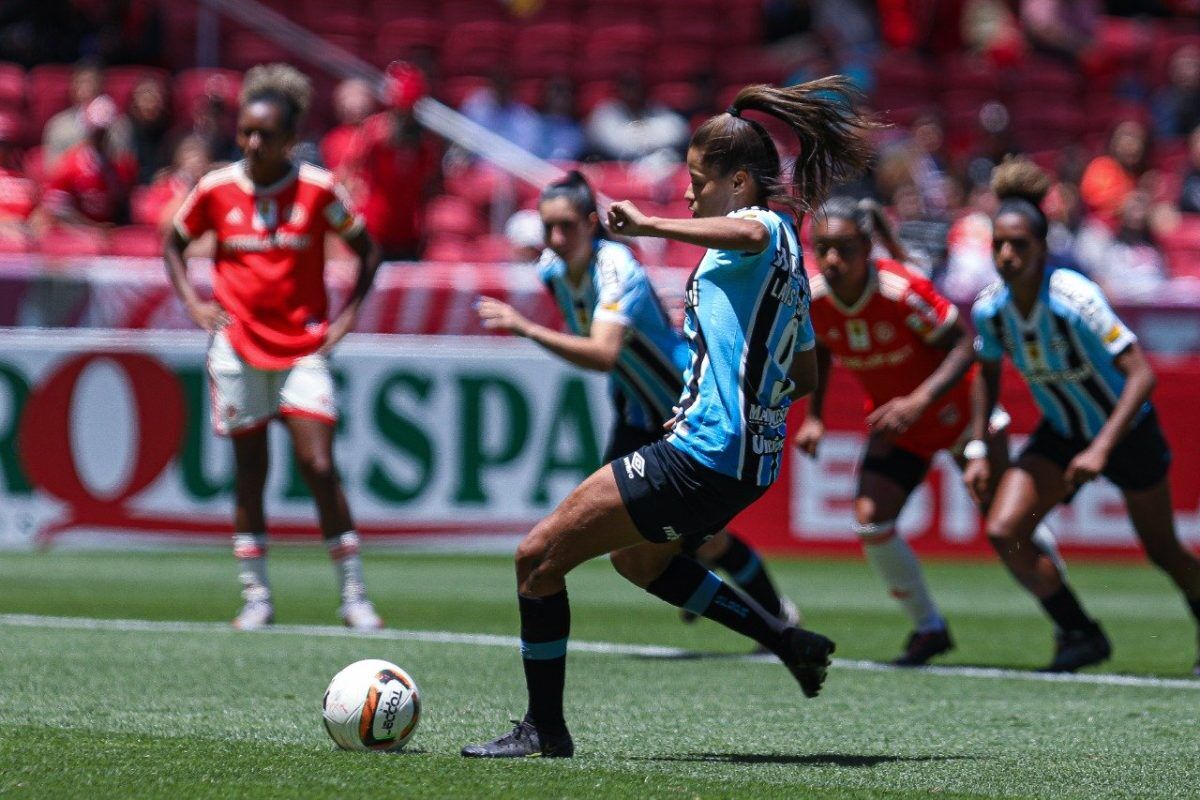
left=163, top=64, right=385, bottom=631
left=966, top=157, right=1200, bottom=673
left=462, top=77, right=876, bottom=759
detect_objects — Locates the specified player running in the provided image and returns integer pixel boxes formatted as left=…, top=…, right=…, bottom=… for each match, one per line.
left=476, top=170, right=801, bottom=634
left=965, top=157, right=1200, bottom=674
left=797, top=197, right=1063, bottom=666
left=163, top=65, right=385, bottom=631
left=461, top=77, right=875, bottom=759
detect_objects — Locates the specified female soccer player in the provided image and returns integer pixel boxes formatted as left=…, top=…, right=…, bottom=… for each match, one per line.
left=462, top=77, right=875, bottom=759
left=965, top=157, right=1200, bottom=674
left=476, top=170, right=801, bottom=633
left=797, top=197, right=1063, bottom=666
left=163, top=65, right=384, bottom=631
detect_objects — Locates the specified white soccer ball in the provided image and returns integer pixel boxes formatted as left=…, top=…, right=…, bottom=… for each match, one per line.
left=322, top=659, right=421, bottom=752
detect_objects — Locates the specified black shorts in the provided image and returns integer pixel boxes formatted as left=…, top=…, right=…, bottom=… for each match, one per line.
left=611, top=438, right=767, bottom=548
left=602, top=422, right=663, bottom=464
left=860, top=445, right=931, bottom=495
left=1021, top=408, right=1171, bottom=493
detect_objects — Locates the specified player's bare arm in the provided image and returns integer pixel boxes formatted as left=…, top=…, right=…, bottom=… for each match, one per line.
left=320, top=228, right=382, bottom=356
left=1065, top=343, right=1157, bottom=487
left=163, top=228, right=229, bottom=332
left=607, top=200, right=769, bottom=253
left=867, top=320, right=975, bottom=438
left=794, top=343, right=831, bottom=458
left=964, top=358, right=1002, bottom=505
left=477, top=295, right=626, bottom=372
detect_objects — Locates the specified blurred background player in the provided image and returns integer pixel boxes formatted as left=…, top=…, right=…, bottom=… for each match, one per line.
left=797, top=196, right=1063, bottom=666
left=462, top=77, right=873, bottom=759
left=163, top=64, right=385, bottom=631
left=477, top=170, right=800, bottom=637
left=966, top=157, right=1200, bottom=674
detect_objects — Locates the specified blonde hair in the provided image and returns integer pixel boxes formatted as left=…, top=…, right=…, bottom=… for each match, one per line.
left=990, top=155, right=1051, bottom=206
left=239, top=63, right=312, bottom=132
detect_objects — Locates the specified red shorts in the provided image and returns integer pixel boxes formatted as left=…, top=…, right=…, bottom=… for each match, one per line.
left=876, top=385, right=971, bottom=460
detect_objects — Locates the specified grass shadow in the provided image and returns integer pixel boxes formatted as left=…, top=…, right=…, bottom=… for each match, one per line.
left=633, top=752, right=978, bottom=767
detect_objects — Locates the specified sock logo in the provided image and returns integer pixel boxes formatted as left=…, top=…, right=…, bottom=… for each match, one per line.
left=661, top=525, right=679, bottom=540
left=623, top=452, right=646, bottom=480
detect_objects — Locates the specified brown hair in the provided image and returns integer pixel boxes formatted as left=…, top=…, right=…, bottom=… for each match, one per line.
left=240, top=63, right=313, bottom=133
left=991, top=156, right=1051, bottom=239
left=691, top=77, right=878, bottom=216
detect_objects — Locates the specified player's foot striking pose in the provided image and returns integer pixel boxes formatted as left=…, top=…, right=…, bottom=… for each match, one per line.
left=798, top=197, right=1063, bottom=666
left=462, top=77, right=875, bottom=758
left=477, top=170, right=800, bottom=636
left=164, top=65, right=385, bottom=631
left=966, top=157, right=1200, bottom=673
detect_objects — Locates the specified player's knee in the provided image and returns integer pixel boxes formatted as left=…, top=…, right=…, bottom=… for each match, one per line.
left=515, top=526, right=556, bottom=586
left=297, top=454, right=337, bottom=486
left=854, top=520, right=896, bottom=545
left=1142, top=539, right=1182, bottom=571
left=609, top=549, right=663, bottom=588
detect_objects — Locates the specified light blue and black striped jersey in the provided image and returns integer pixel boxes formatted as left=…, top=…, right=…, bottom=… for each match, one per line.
left=538, top=239, right=689, bottom=431
left=666, top=207, right=816, bottom=486
left=972, top=267, right=1146, bottom=440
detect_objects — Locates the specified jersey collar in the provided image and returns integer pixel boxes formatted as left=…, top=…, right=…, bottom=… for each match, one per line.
left=1006, top=266, right=1052, bottom=328
left=233, top=160, right=300, bottom=196
left=826, top=260, right=878, bottom=316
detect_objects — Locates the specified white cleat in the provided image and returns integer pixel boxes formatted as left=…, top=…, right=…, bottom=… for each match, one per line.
left=232, top=599, right=275, bottom=631
left=778, top=595, right=803, bottom=628
left=340, top=598, right=384, bottom=631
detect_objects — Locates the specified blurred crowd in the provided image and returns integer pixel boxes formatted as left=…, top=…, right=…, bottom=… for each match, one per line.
left=0, top=0, right=1198, bottom=306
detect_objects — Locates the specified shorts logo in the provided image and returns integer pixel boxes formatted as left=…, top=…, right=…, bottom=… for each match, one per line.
left=623, top=452, right=646, bottom=480
left=661, top=525, right=679, bottom=541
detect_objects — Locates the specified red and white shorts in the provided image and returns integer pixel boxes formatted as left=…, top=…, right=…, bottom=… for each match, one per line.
left=206, top=330, right=337, bottom=436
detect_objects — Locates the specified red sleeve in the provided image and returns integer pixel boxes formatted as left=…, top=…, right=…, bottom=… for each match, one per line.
left=172, top=182, right=212, bottom=241
left=901, top=268, right=958, bottom=342
left=321, top=181, right=365, bottom=239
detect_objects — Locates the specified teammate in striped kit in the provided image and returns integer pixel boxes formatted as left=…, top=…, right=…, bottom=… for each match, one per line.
left=476, top=171, right=800, bottom=635
left=462, top=77, right=874, bottom=759
left=164, top=65, right=384, bottom=632
left=965, top=157, right=1200, bottom=674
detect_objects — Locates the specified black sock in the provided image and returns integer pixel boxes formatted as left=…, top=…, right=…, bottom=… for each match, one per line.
left=518, top=590, right=570, bottom=736
left=1187, top=598, right=1200, bottom=628
left=646, top=556, right=787, bottom=653
left=713, top=532, right=783, bottom=617
left=1040, top=584, right=1098, bottom=634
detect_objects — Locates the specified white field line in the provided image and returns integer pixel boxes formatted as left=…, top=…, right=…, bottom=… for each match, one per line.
left=2, top=613, right=1198, bottom=692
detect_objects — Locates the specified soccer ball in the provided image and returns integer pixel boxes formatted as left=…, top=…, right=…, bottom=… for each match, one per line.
left=322, top=659, right=421, bottom=752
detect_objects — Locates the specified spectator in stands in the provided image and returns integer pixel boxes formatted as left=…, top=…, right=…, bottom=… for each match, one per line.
left=1075, top=190, right=1167, bottom=300
left=907, top=113, right=951, bottom=217
left=0, top=112, right=35, bottom=245
left=1080, top=119, right=1149, bottom=231
left=1178, top=125, right=1200, bottom=214
left=537, top=77, right=584, bottom=162
left=461, top=70, right=543, bottom=156
left=42, top=61, right=132, bottom=170
left=344, top=61, right=440, bottom=260
left=1044, top=179, right=1084, bottom=269
left=320, top=78, right=376, bottom=174
left=1152, top=44, right=1200, bottom=140
left=38, top=94, right=136, bottom=228
left=585, top=71, right=689, bottom=163
left=966, top=102, right=1020, bottom=190
left=177, top=90, right=238, bottom=164
left=140, top=134, right=213, bottom=234
left=504, top=208, right=544, bottom=264
left=128, top=76, right=171, bottom=184
left=1019, top=0, right=1100, bottom=64
left=85, top=0, right=164, bottom=66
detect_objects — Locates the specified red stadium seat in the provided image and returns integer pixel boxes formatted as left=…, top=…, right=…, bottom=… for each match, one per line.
left=649, top=81, right=700, bottom=114
left=0, top=63, right=25, bottom=113
left=439, top=75, right=490, bottom=108
left=651, top=44, right=712, bottom=83
left=514, top=23, right=581, bottom=61
left=664, top=237, right=705, bottom=268
left=938, top=54, right=1003, bottom=94
left=28, top=64, right=74, bottom=134
left=104, top=66, right=169, bottom=112
left=440, top=21, right=513, bottom=77
left=109, top=226, right=164, bottom=258
left=577, top=80, right=618, bottom=116
left=423, top=235, right=472, bottom=262
left=174, top=69, right=242, bottom=123
left=439, top=0, right=506, bottom=23
left=584, top=24, right=658, bottom=64
left=1011, top=58, right=1081, bottom=97
left=514, top=78, right=546, bottom=109
left=224, top=31, right=292, bottom=72
left=716, top=49, right=786, bottom=87
left=22, top=146, right=45, bottom=186
left=426, top=194, right=485, bottom=238
left=38, top=226, right=108, bottom=257
left=472, top=234, right=515, bottom=263
left=581, top=162, right=656, bottom=202
left=374, top=17, right=443, bottom=66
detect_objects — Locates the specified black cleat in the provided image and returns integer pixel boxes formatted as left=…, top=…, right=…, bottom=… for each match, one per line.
left=1040, top=626, right=1112, bottom=673
left=892, top=627, right=954, bottom=667
left=461, top=720, right=574, bottom=759
left=778, top=626, right=835, bottom=698
left=679, top=608, right=700, bottom=624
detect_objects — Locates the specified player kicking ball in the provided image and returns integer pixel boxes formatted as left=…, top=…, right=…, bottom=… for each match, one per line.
left=461, top=77, right=875, bottom=758
left=164, top=64, right=385, bottom=631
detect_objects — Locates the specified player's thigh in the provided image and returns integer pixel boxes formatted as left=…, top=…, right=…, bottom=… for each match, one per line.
left=1121, top=479, right=1185, bottom=561
left=517, top=464, right=647, bottom=582
left=856, top=437, right=925, bottom=525
left=278, top=351, right=338, bottom=426
left=987, top=454, right=1069, bottom=541
left=208, top=331, right=273, bottom=435
left=283, top=414, right=338, bottom=476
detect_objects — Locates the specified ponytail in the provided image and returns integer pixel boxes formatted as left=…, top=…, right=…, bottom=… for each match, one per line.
left=539, top=169, right=607, bottom=238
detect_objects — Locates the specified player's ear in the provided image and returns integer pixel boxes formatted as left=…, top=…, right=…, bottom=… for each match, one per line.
left=731, top=168, right=751, bottom=198
left=586, top=211, right=599, bottom=234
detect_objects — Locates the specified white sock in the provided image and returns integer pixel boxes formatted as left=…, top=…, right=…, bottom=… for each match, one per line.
left=327, top=531, right=367, bottom=602
left=858, top=522, right=944, bottom=632
left=233, top=533, right=270, bottom=603
left=1031, top=522, right=1067, bottom=575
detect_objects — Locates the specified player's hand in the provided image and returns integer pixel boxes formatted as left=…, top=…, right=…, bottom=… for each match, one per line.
left=187, top=301, right=229, bottom=333
left=662, top=406, right=682, bottom=432
left=793, top=417, right=825, bottom=459
left=866, top=393, right=927, bottom=438
left=319, top=310, right=357, bottom=356
left=476, top=296, right=530, bottom=336
left=606, top=201, right=652, bottom=237
left=963, top=457, right=991, bottom=506
left=1065, top=444, right=1107, bottom=487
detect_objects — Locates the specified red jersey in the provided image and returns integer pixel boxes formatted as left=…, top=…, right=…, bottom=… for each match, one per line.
left=810, top=259, right=970, bottom=457
left=173, top=160, right=363, bottom=370
left=46, top=143, right=136, bottom=223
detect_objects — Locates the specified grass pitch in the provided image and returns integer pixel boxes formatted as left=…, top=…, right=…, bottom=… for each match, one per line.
left=0, top=549, right=1197, bottom=799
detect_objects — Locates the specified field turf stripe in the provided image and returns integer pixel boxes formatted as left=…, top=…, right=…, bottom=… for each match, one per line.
left=2, top=612, right=1198, bottom=691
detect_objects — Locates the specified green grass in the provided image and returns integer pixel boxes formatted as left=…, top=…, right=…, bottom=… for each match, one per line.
left=1, top=550, right=1198, bottom=799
